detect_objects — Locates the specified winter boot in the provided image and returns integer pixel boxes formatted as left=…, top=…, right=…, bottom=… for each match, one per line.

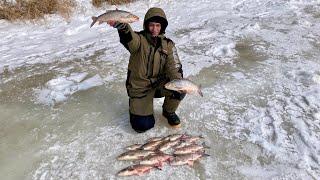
left=162, top=110, right=181, bottom=128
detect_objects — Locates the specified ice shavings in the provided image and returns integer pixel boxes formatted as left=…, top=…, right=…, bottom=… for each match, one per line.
left=205, top=43, right=238, bottom=57
left=34, top=73, right=103, bottom=105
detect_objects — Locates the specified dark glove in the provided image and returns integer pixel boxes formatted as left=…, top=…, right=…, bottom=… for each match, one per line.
left=151, top=75, right=167, bottom=88
left=171, top=90, right=186, bottom=100
left=113, top=22, right=127, bottom=30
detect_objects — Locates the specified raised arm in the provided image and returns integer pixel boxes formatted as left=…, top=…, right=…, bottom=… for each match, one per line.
left=108, top=21, right=141, bottom=53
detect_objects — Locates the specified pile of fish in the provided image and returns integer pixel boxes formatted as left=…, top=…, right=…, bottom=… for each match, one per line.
left=116, top=133, right=209, bottom=176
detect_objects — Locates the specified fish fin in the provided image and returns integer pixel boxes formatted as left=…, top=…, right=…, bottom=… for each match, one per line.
left=154, top=165, right=162, bottom=170
left=202, top=142, right=210, bottom=149
left=175, top=86, right=184, bottom=90
left=90, top=16, right=98, bottom=28
left=155, top=162, right=163, bottom=168
left=202, top=153, right=210, bottom=157
left=181, top=132, right=188, bottom=138
left=133, top=160, right=140, bottom=164
left=187, top=161, right=194, bottom=167
left=168, top=156, right=174, bottom=162
left=155, top=149, right=163, bottom=154
left=198, top=88, right=203, bottom=97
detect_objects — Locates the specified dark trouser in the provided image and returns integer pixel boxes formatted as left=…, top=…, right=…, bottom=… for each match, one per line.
left=129, top=87, right=186, bottom=133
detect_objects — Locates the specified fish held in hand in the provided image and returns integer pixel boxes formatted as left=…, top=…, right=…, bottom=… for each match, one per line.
left=164, top=79, right=203, bottom=97
left=90, top=9, right=139, bottom=27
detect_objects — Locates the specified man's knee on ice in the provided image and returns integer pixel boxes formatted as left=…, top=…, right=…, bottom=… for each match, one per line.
left=129, top=113, right=155, bottom=133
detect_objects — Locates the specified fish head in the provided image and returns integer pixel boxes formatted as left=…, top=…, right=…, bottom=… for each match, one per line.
left=116, top=155, right=127, bottom=160
left=127, top=14, right=139, bottom=22
left=164, top=81, right=176, bottom=90
left=117, top=152, right=133, bottom=160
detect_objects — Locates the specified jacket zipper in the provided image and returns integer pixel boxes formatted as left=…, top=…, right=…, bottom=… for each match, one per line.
left=158, top=52, right=164, bottom=76
left=146, top=47, right=152, bottom=77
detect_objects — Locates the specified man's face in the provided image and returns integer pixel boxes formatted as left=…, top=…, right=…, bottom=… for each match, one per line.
left=148, top=22, right=161, bottom=37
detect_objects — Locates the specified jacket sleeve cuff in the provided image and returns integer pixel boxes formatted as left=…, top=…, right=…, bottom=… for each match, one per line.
left=118, top=24, right=133, bottom=44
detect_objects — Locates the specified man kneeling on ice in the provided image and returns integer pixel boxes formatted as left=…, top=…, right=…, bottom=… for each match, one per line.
left=107, top=7, right=185, bottom=133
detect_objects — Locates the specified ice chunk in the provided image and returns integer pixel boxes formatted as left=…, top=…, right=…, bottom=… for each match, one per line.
left=312, top=74, right=320, bottom=84
left=35, top=73, right=104, bottom=105
left=313, top=112, right=320, bottom=120
left=205, top=43, right=238, bottom=57
left=231, top=72, right=246, bottom=80
left=77, top=74, right=103, bottom=91
left=67, top=72, right=88, bottom=83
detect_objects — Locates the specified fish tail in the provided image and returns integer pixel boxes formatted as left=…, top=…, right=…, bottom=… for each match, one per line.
left=168, top=156, right=174, bottom=162
left=181, top=132, right=188, bottom=139
left=198, top=89, right=203, bottom=97
left=198, top=84, right=203, bottom=97
left=202, top=153, right=210, bottom=157
left=90, top=16, right=98, bottom=28
left=202, top=142, right=210, bottom=149
left=154, top=165, right=162, bottom=170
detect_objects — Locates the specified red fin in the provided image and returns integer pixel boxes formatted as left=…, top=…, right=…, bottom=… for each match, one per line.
left=187, top=161, right=194, bottom=167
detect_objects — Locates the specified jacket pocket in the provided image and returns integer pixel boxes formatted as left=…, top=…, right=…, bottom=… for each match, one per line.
left=159, top=51, right=167, bottom=75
